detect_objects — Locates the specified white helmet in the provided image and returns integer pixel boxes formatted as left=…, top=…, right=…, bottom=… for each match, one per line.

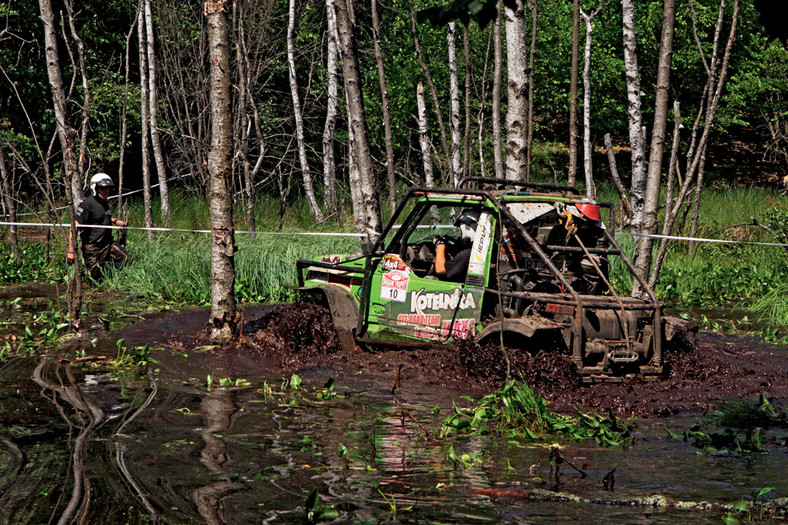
left=455, top=209, right=480, bottom=241
left=90, top=173, right=114, bottom=196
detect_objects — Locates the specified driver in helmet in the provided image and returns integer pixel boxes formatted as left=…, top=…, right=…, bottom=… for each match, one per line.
left=67, top=173, right=129, bottom=279
left=434, top=209, right=480, bottom=281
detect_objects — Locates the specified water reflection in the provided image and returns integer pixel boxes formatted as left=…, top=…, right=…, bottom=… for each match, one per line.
left=192, top=388, right=245, bottom=524
left=32, top=358, right=106, bottom=524
left=0, top=352, right=783, bottom=524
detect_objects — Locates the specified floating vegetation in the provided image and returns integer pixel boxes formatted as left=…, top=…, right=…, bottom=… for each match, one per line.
left=441, top=380, right=635, bottom=446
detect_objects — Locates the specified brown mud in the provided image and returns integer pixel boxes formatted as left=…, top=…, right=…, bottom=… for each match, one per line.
left=137, top=302, right=788, bottom=418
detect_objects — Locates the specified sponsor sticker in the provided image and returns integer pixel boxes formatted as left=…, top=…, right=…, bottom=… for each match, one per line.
left=381, top=254, right=409, bottom=272
left=396, top=313, right=441, bottom=326
left=409, top=287, right=477, bottom=314
left=469, top=212, right=492, bottom=274
left=381, top=270, right=409, bottom=302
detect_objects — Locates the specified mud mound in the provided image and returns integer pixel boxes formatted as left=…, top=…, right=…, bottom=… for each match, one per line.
left=456, top=338, right=579, bottom=397
left=246, top=302, right=342, bottom=361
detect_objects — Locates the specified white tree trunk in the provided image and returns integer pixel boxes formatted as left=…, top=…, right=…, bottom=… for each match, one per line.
left=492, top=0, right=504, bottom=180
left=144, top=0, right=171, bottom=223
left=568, top=0, right=580, bottom=187
left=417, top=82, right=434, bottom=187
left=288, top=0, right=324, bottom=223
left=137, top=6, right=154, bottom=239
left=448, top=21, right=462, bottom=187
left=323, top=0, right=339, bottom=217
left=579, top=5, right=602, bottom=197
left=622, top=0, right=646, bottom=230
left=504, top=0, right=528, bottom=181
left=633, top=0, right=676, bottom=291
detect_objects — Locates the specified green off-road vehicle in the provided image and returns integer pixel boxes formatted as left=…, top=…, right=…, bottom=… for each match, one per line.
left=296, top=178, right=677, bottom=382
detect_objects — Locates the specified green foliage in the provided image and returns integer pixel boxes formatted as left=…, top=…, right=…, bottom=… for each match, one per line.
left=0, top=243, right=59, bottom=284
left=441, top=380, right=634, bottom=446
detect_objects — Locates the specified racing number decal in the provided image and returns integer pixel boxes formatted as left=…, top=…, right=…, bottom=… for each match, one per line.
left=381, top=270, right=409, bottom=302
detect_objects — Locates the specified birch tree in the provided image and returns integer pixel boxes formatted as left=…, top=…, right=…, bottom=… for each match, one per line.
left=409, top=0, right=452, bottom=184
left=38, top=0, right=81, bottom=206
left=335, top=0, right=381, bottom=246
left=448, top=21, right=462, bottom=186
left=567, top=0, right=580, bottom=187
left=579, top=1, right=605, bottom=197
left=622, top=0, right=647, bottom=231
left=205, top=0, right=237, bottom=343
left=144, top=0, right=171, bottom=223
left=417, top=82, right=435, bottom=187
left=323, top=0, right=339, bottom=217
left=632, top=0, right=676, bottom=290
left=137, top=6, right=154, bottom=239
left=492, top=0, right=504, bottom=179
left=288, top=0, right=324, bottom=223
left=504, top=0, right=528, bottom=181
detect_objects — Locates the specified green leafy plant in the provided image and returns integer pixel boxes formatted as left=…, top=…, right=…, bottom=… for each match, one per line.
left=441, top=380, right=634, bottom=447
left=304, top=488, right=339, bottom=523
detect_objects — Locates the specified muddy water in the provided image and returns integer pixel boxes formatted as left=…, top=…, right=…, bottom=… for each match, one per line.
left=0, top=302, right=787, bottom=523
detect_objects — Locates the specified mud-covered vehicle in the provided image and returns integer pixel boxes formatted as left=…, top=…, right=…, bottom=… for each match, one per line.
left=296, top=178, right=676, bottom=382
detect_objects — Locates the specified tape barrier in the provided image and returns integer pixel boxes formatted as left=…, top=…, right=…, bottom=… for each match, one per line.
left=0, top=220, right=361, bottom=237
left=1, top=219, right=787, bottom=245
left=617, top=231, right=788, bottom=248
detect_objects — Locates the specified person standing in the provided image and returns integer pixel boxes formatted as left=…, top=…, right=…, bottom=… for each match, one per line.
left=67, top=173, right=129, bottom=279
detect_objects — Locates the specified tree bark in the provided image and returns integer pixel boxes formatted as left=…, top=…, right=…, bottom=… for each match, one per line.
left=525, top=0, right=538, bottom=181
left=622, top=0, right=647, bottom=231
left=492, top=0, right=504, bottom=180
left=137, top=5, right=154, bottom=239
left=117, top=9, right=138, bottom=247
left=462, top=24, right=472, bottom=181
left=417, top=82, right=435, bottom=187
left=448, top=21, right=462, bottom=187
left=144, top=0, right=171, bottom=224
left=579, top=3, right=604, bottom=197
left=323, top=0, right=340, bottom=218
left=504, top=0, right=528, bottom=181
left=335, top=0, right=381, bottom=246
left=567, top=0, right=580, bottom=187
left=288, top=0, right=324, bottom=223
left=371, top=0, right=397, bottom=210
left=38, top=0, right=81, bottom=207
left=205, top=0, right=237, bottom=343
left=633, top=0, right=676, bottom=291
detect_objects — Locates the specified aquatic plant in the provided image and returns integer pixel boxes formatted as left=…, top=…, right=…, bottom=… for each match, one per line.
left=667, top=394, right=787, bottom=454
left=441, top=380, right=634, bottom=446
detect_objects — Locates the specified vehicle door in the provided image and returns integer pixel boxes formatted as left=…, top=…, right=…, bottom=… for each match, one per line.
left=364, top=201, right=494, bottom=343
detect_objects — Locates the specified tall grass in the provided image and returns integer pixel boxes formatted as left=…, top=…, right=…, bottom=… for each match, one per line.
left=4, top=185, right=788, bottom=327
left=105, top=232, right=358, bottom=305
